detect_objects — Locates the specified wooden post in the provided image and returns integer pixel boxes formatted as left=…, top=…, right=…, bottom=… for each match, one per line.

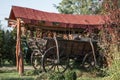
left=16, top=18, right=24, bottom=75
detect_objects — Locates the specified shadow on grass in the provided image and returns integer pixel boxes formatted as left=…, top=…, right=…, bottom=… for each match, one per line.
left=69, top=59, right=107, bottom=78
left=69, top=59, right=89, bottom=71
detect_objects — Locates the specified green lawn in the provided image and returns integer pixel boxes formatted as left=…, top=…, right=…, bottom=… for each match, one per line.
left=0, top=69, right=35, bottom=80
left=0, top=67, right=103, bottom=80
left=0, top=61, right=120, bottom=80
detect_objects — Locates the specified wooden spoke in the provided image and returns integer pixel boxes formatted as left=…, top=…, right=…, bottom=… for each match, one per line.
left=42, top=46, right=68, bottom=73
left=31, top=51, right=42, bottom=70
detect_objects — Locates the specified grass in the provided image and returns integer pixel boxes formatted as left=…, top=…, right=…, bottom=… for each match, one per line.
left=0, top=68, right=35, bottom=80
left=0, top=60, right=37, bottom=80
left=1, top=54, right=120, bottom=80
left=0, top=65, right=119, bottom=80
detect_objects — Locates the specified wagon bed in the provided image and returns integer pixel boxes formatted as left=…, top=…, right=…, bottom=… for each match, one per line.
left=41, top=37, right=99, bottom=73
left=44, top=37, right=98, bottom=57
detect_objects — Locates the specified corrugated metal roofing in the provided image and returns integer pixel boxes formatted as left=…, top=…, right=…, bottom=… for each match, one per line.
left=9, top=6, right=107, bottom=28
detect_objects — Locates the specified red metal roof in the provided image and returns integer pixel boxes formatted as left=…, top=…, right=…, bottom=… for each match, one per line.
left=9, top=6, right=107, bottom=28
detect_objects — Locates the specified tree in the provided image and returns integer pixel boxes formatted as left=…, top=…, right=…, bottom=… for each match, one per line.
left=55, top=0, right=103, bottom=14
left=0, top=30, right=4, bottom=66
left=0, top=20, right=2, bottom=30
left=2, top=30, right=16, bottom=65
left=98, top=0, right=120, bottom=67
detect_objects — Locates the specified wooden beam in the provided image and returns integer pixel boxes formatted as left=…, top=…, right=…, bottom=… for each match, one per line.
left=5, top=18, right=17, bottom=22
left=16, top=18, right=24, bottom=75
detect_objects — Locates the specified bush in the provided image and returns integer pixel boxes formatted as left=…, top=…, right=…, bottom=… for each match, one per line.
left=64, top=69, right=77, bottom=80
left=35, top=72, right=49, bottom=80
left=35, top=70, right=77, bottom=80
left=49, top=72, right=65, bottom=80
left=24, top=70, right=39, bottom=76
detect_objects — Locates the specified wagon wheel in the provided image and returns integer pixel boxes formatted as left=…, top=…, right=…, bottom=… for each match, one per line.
left=31, top=50, right=42, bottom=71
left=82, top=52, right=95, bottom=69
left=42, top=46, right=69, bottom=73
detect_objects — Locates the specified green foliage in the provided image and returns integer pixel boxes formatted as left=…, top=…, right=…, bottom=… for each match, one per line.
left=35, top=72, right=49, bottom=80
left=65, top=69, right=77, bottom=80
left=24, top=70, right=39, bottom=76
left=0, top=69, right=34, bottom=80
left=105, top=60, right=120, bottom=79
left=0, top=30, right=4, bottom=54
left=4, top=30, right=16, bottom=64
left=55, top=0, right=103, bottom=14
left=0, top=30, right=5, bottom=66
left=0, top=20, right=2, bottom=30
left=111, top=72, right=120, bottom=80
left=99, top=1, right=120, bottom=80
left=49, top=72, right=65, bottom=80
left=36, top=72, right=65, bottom=80
left=35, top=70, right=77, bottom=80
left=0, top=29, right=16, bottom=65
left=21, top=36, right=32, bottom=64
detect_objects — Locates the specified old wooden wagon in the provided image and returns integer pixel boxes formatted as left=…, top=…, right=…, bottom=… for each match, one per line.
left=8, top=6, right=107, bottom=74
left=26, top=33, right=101, bottom=73
left=41, top=37, right=99, bottom=73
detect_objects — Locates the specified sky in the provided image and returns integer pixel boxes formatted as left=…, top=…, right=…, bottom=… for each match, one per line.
left=0, top=0, right=61, bottom=30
